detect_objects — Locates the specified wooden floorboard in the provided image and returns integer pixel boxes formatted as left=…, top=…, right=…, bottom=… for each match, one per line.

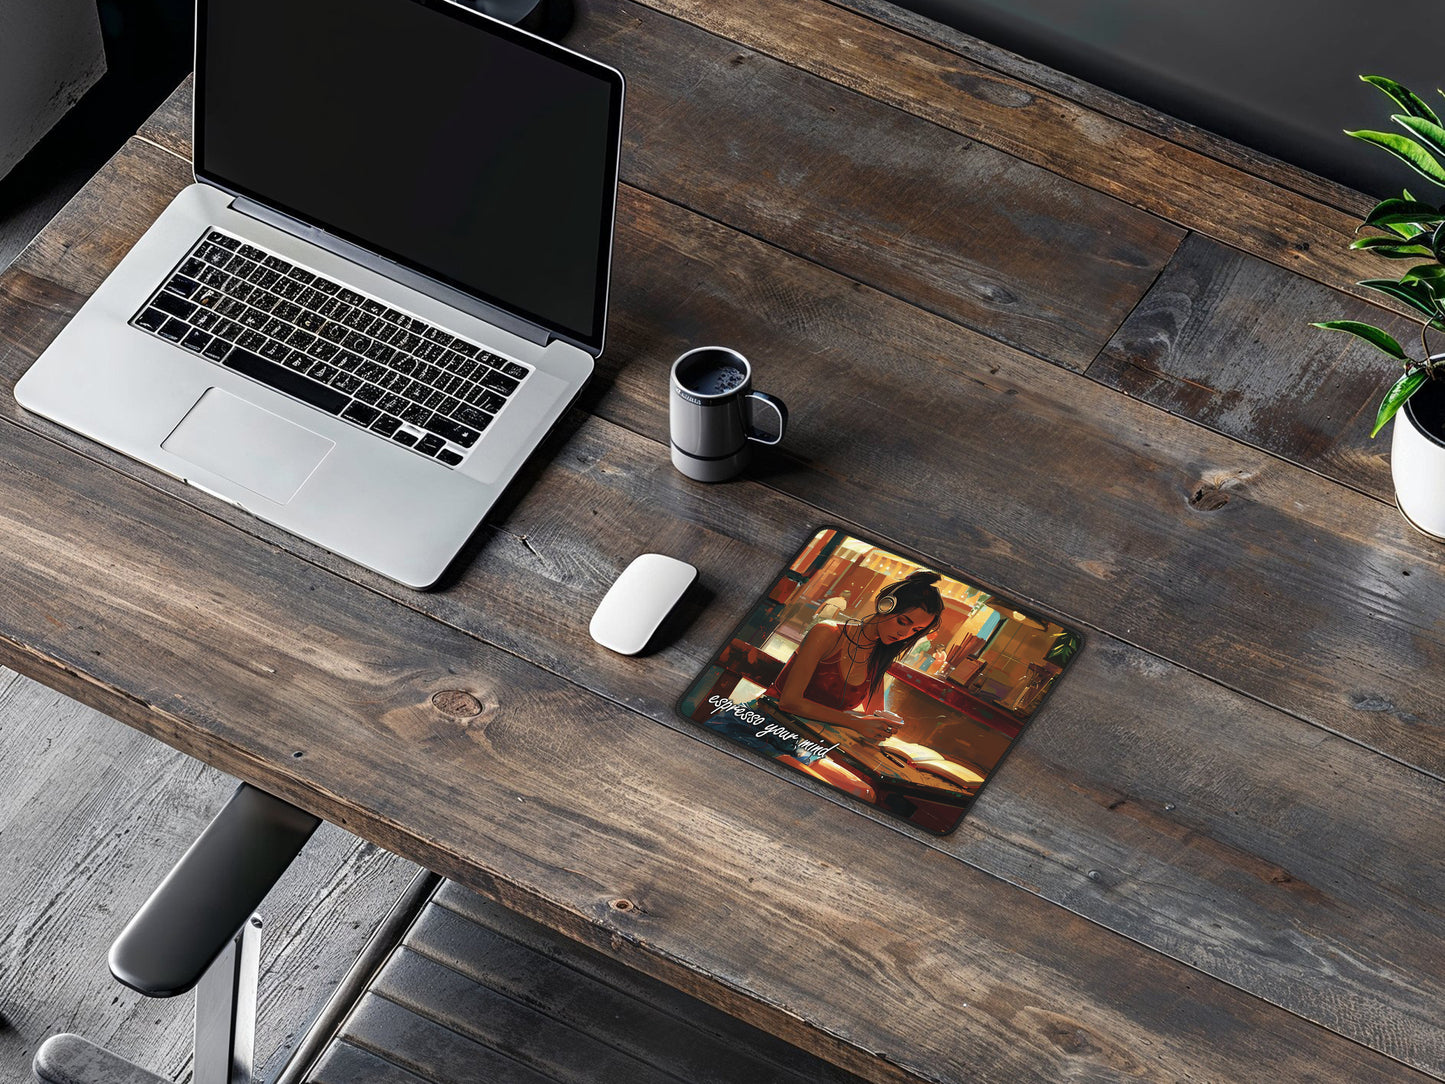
left=0, top=665, right=421, bottom=1084
left=303, top=882, right=868, bottom=1084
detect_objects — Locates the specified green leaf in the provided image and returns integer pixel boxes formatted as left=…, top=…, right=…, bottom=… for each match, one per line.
left=1372, top=368, right=1429, bottom=436
left=1400, top=263, right=1445, bottom=285
left=1347, top=129, right=1445, bottom=186
left=1311, top=320, right=1409, bottom=359
left=1364, top=197, right=1445, bottom=227
left=1350, top=234, right=1435, bottom=257
left=1434, top=221, right=1445, bottom=263
left=1357, top=277, right=1444, bottom=319
left=1362, top=75, right=1441, bottom=125
left=1396, top=114, right=1445, bottom=161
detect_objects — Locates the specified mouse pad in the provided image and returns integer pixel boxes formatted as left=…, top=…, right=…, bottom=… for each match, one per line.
left=677, top=527, right=1083, bottom=835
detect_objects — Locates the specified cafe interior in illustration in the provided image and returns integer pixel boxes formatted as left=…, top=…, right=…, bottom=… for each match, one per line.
left=680, top=528, right=1081, bottom=833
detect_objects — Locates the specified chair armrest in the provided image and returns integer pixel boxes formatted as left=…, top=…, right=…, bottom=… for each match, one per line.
left=108, top=784, right=319, bottom=998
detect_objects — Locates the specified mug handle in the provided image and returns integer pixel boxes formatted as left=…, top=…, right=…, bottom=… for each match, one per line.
left=745, top=391, right=788, bottom=445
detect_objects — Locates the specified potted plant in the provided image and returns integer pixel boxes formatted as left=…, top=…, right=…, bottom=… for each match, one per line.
left=1313, top=76, right=1445, bottom=539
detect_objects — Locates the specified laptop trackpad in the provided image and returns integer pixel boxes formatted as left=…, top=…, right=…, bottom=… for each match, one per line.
left=162, top=388, right=334, bottom=505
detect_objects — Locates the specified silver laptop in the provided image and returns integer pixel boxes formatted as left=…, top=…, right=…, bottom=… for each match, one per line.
left=15, top=0, right=624, bottom=589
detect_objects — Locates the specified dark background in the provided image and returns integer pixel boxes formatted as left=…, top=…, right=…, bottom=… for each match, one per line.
left=903, top=0, right=1445, bottom=199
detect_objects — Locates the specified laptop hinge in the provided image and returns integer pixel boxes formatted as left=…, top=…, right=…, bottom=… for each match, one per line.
left=230, top=197, right=551, bottom=348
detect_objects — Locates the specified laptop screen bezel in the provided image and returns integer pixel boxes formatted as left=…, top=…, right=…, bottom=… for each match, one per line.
left=192, top=0, right=625, bottom=357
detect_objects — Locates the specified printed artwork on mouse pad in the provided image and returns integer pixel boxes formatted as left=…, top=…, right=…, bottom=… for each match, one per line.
left=677, top=528, right=1083, bottom=835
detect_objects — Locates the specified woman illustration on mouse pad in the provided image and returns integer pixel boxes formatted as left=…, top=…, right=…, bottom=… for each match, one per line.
left=678, top=529, right=1083, bottom=835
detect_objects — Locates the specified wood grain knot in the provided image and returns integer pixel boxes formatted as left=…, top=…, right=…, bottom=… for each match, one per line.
left=1188, top=484, right=1230, bottom=511
left=431, top=690, right=483, bottom=717
left=609, top=898, right=636, bottom=912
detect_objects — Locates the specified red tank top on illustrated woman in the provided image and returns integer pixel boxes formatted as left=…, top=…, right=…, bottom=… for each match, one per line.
left=764, top=639, right=870, bottom=710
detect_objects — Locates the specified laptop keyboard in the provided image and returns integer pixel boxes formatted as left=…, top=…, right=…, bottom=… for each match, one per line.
left=129, top=230, right=533, bottom=469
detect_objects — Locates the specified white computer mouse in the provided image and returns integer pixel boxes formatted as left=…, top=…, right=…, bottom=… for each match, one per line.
left=589, top=553, right=698, bottom=655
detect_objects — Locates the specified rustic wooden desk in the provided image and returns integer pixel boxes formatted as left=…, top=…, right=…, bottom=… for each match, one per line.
left=2, top=2, right=1442, bottom=1081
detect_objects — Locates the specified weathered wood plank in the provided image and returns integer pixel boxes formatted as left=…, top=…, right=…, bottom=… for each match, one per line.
left=1087, top=233, right=1401, bottom=501
left=0, top=667, right=419, bottom=1084
left=575, top=1, right=1180, bottom=370
left=0, top=382, right=1427, bottom=1084
left=829, top=0, right=1375, bottom=217
left=624, top=0, right=1410, bottom=321
left=3, top=137, right=1445, bottom=1075
left=408, top=896, right=861, bottom=1084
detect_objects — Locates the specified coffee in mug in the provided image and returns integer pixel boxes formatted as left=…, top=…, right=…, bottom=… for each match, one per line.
left=670, top=347, right=787, bottom=483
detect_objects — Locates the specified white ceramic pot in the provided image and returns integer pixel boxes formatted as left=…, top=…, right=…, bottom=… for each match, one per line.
left=1391, top=371, right=1445, bottom=540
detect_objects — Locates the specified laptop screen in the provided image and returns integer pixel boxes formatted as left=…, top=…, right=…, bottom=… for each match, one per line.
left=196, top=0, right=624, bottom=354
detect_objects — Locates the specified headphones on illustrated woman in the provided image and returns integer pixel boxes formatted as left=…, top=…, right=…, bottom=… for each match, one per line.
left=869, top=571, right=943, bottom=635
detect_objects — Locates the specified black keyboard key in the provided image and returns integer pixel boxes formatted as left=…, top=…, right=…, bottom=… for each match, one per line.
left=356, top=361, right=387, bottom=383
left=312, top=277, right=340, bottom=295
left=237, top=309, right=267, bottom=330
left=283, top=350, right=312, bottom=372
left=192, top=310, right=221, bottom=332
left=392, top=330, right=421, bottom=353
left=166, top=276, right=200, bottom=299
left=181, top=328, right=212, bottom=353
left=393, top=430, right=419, bottom=447
left=308, top=361, right=338, bottom=383
left=465, top=388, right=506, bottom=413
left=336, top=288, right=365, bottom=306
left=334, top=351, right=363, bottom=372
left=478, top=368, right=519, bottom=395
left=180, top=258, right=207, bottom=278
left=378, top=393, right=409, bottom=416
left=422, top=326, right=454, bottom=346
left=288, top=267, right=316, bottom=286
left=194, top=288, right=224, bottom=309
left=202, top=338, right=232, bottom=362
left=260, top=338, right=291, bottom=362
left=198, top=265, right=229, bottom=288
left=452, top=341, right=479, bottom=358
left=152, top=292, right=197, bottom=320
left=159, top=317, right=189, bottom=342
left=223, top=347, right=347, bottom=414
left=400, top=404, right=431, bottom=426
left=319, top=321, right=348, bottom=343
left=422, top=414, right=480, bottom=448
left=370, top=414, right=402, bottom=437
left=238, top=244, right=266, bottom=261
left=416, top=433, right=445, bottom=456
left=331, top=372, right=364, bottom=394
left=134, top=307, right=167, bottom=332
left=454, top=405, right=495, bottom=431
left=263, top=254, right=291, bottom=272
left=208, top=232, right=241, bottom=250
left=296, top=310, right=326, bottom=332
left=360, top=299, right=387, bottom=316
left=416, top=341, right=445, bottom=363
left=261, top=317, right=290, bottom=338
left=308, top=340, right=340, bottom=361
left=287, top=329, right=316, bottom=350
left=436, top=449, right=464, bottom=467
left=237, top=330, right=267, bottom=351
left=355, top=383, right=384, bottom=405
left=501, top=361, right=529, bottom=381
left=342, top=401, right=380, bottom=426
